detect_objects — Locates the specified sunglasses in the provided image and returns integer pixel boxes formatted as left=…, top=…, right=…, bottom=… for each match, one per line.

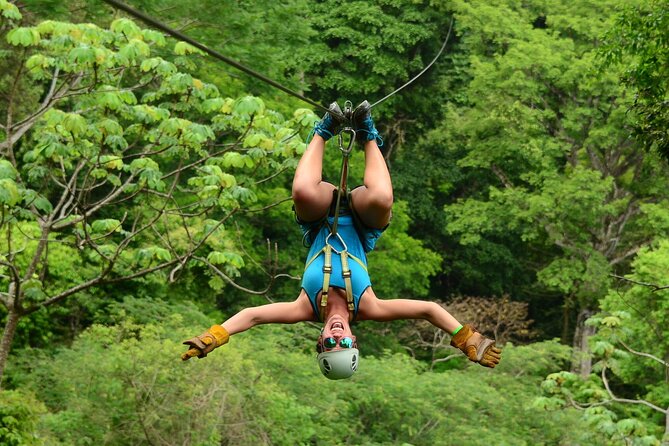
left=316, top=336, right=357, bottom=353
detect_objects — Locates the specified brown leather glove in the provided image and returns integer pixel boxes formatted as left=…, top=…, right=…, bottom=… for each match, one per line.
left=181, top=325, right=230, bottom=361
left=450, top=324, right=502, bottom=368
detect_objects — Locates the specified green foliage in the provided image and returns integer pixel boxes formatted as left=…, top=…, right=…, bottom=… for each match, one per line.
left=598, top=240, right=669, bottom=393
left=11, top=318, right=595, bottom=446
left=539, top=241, right=669, bottom=445
left=437, top=0, right=669, bottom=320
left=0, top=11, right=319, bottom=386
left=0, top=390, right=48, bottom=446
left=6, top=27, right=40, bottom=47
left=105, top=0, right=316, bottom=116
left=540, top=369, right=664, bottom=445
left=300, top=0, right=455, bottom=145
left=601, top=0, right=669, bottom=161
left=367, top=201, right=441, bottom=298
left=0, top=0, right=21, bottom=21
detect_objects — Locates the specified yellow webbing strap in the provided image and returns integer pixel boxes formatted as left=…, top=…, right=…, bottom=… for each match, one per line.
left=321, top=245, right=332, bottom=310
left=340, top=251, right=355, bottom=312
left=303, top=246, right=368, bottom=321
left=346, top=253, right=367, bottom=272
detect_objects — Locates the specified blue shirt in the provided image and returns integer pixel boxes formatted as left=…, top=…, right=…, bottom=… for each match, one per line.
left=299, top=214, right=384, bottom=321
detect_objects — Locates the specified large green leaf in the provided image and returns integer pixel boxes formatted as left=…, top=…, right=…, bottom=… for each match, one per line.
left=0, top=179, right=20, bottom=206
left=0, top=0, right=21, bottom=20
left=6, top=27, right=40, bottom=46
left=91, top=219, right=122, bottom=234
left=0, top=160, right=17, bottom=180
left=174, top=41, right=204, bottom=56
left=110, top=18, right=142, bottom=39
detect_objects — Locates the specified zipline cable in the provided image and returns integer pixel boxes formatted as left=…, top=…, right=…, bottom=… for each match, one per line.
left=101, top=0, right=339, bottom=117
left=369, top=16, right=454, bottom=109
left=102, top=0, right=453, bottom=119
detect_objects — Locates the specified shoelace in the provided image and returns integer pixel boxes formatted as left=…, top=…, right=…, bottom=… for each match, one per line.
left=356, top=118, right=383, bottom=147
left=306, top=124, right=331, bottom=143
left=308, top=114, right=337, bottom=142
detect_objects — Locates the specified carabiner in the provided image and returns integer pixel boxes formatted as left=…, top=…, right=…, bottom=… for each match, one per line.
left=338, top=127, right=356, bottom=155
left=325, top=231, right=348, bottom=254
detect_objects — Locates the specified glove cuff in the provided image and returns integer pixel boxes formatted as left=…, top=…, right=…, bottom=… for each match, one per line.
left=208, top=324, right=230, bottom=347
left=181, top=325, right=230, bottom=361
left=450, top=323, right=475, bottom=350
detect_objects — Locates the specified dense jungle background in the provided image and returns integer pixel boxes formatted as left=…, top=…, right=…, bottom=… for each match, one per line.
left=1, top=0, right=668, bottom=444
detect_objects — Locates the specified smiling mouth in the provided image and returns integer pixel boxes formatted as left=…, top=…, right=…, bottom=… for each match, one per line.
left=331, top=321, right=344, bottom=331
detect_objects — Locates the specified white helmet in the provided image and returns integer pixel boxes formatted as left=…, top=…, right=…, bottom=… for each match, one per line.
left=317, top=349, right=359, bottom=380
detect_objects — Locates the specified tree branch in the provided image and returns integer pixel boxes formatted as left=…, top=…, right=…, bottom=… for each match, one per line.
left=254, top=166, right=289, bottom=185
left=490, top=164, right=513, bottom=189
left=25, top=208, right=238, bottom=315
left=618, top=340, right=669, bottom=368
left=431, top=353, right=460, bottom=365
left=609, top=244, right=647, bottom=266
left=194, top=255, right=298, bottom=295
left=159, top=147, right=234, bottom=181
left=563, top=392, right=612, bottom=410
left=609, top=274, right=669, bottom=292
left=603, top=199, right=639, bottom=258
left=51, top=171, right=137, bottom=231
left=24, top=274, right=105, bottom=315
left=601, top=366, right=668, bottom=414
left=0, top=260, right=21, bottom=305
left=2, top=70, right=81, bottom=153
left=21, top=224, right=50, bottom=282
left=242, top=196, right=292, bottom=213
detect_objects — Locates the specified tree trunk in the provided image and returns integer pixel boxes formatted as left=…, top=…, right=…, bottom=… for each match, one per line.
left=0, top=307, right=21, bottom=389
left=561, top=302, right=570, bottom=344
left=571, top=308, right=596, bottom=377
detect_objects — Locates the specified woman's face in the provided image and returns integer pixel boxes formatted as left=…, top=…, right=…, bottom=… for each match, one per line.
left=316, top=313, right=357, bottom=352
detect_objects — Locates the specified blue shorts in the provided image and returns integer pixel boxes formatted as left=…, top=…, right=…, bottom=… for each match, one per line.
left=299, top=215, right=385, bottom=321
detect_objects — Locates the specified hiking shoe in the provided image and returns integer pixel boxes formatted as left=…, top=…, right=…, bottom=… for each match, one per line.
left=313, top=102, right=345, bottom=141
left=352, top=100, right=383, bottom=147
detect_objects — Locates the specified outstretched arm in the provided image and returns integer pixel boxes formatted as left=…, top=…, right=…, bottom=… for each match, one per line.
left=357, top=294, right=461, bottom=334
left=223, top=292, right=314, bottom=335
left=357, top=291, right=502, bottom=368
left=182, top=292, right=313, bottom=360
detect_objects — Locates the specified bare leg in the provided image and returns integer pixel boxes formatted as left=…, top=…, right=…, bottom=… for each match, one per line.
left=292, top=134, right=336, bottom=222
left=350, top=139, right=393, bottom=229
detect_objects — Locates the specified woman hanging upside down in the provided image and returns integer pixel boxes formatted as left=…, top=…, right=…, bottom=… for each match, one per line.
left=181, top=101, right=502, bottom=379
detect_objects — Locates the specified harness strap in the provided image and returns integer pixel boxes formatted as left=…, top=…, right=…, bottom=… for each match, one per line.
left=321, top=245, right=332, bottom=310
left=347, top=253, right=367, bottom=271
left=340, top=251, right=355, bottom=312
left=304, top=247, right=367, bottom=274
left=304, top=245, right=367, bottom=322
